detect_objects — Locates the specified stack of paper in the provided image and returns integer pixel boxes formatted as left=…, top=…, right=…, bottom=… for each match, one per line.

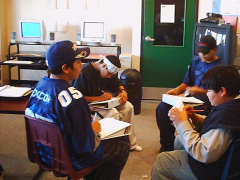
left=99, top=118, right=131, bottom=140
left=90, top=97, right=120, bottom=109
left=162, top=94, right=204, bottom=110
left=0, top=85, right=32, bottom=98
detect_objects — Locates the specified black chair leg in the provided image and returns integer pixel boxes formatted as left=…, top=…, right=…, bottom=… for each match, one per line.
left=33, top=167, right=45, bottom=180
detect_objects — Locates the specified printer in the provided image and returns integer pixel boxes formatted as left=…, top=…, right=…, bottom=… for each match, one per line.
left=200, top=12, right=225, bottom=24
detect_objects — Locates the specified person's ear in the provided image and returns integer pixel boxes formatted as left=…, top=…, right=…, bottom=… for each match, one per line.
left=220, top=87, right=227, bottom=97
left=102, top=64, right=107, bottom=69
left=213, top=47, right=218, bottom=53
left=62, top=64, right=69, bottom=73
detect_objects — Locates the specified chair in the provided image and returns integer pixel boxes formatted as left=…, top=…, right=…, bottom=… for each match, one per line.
left=221, top=139, right=240, bottom=180
left=25, top=115, right=102, bottom=180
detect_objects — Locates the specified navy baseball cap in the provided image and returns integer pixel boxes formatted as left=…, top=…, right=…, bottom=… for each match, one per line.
left=196, top=35, right=217, bottom=55
left=46, top=40, right=90, bottom=68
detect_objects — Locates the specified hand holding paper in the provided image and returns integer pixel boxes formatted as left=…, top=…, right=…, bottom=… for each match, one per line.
left=100, top=91, right=113, bottom=101
left=117, top=90, right=128, bottom=104
left=92, top=121, right=101, bottom=133
left=168, top=107, right=188, bottom=126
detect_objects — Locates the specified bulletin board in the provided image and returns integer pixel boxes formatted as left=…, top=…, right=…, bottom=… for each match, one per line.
left=153, top=0, right=186, bottom=46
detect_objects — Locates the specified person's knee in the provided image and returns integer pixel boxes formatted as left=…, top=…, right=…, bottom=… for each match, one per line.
left=125, top=101, right=134, bottom=110
left=156, top=102, right=171, bottom=115
left=111, top=108, right=118, bottom=114
left=109, top=108, right=119, bottom=115
left=152, top=153, right=167, bottom=178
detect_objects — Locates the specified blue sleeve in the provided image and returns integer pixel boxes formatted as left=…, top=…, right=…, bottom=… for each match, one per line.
left=182, top=57, right=199, bottom=86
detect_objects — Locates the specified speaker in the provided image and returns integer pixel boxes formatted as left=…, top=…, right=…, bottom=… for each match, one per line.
left=76, top=32, right=81, bottom=45
left=50, top=32, right=55, bottom=42
left=111, top=34, right=116, bottom=46
left=11, top=32, right=16, bottom=43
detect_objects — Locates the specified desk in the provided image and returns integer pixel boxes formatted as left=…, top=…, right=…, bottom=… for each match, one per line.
left=1, top=42, right=121, bottom=86
left=0, top=98, right=29, bottom=114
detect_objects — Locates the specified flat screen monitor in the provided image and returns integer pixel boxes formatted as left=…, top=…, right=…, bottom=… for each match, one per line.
left=18, top=20, right=44, bottom=43
left=193, top=23, right=237, bottom=65
left=81, top=22, right=106, bottom=46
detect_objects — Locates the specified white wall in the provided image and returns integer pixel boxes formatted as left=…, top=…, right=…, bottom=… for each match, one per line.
left=7, top=0, right=142, bottom=81
left=9, top=0, right=141, bottom=54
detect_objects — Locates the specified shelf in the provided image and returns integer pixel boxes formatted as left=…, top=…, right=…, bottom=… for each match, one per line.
left=10, top=41, right=51, bottom=46
left=6, top=51, right=46, bottom=59
left=77, top=43, right=121, bottom=47
left=0, top=61, right=47, bottom=69
left=2, top=42, right=121, bottom=87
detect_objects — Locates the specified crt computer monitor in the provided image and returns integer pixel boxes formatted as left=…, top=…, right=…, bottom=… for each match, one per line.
left=193, top=23, right=237, bottom=65
left=81, top=22, right=106, bottom=46
left=18, top=20, right=44, bottom=43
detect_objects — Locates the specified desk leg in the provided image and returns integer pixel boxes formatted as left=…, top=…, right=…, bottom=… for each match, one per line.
left=18, top=66, right=20, bottom=86
left=8, top=66, right=12, bottom=86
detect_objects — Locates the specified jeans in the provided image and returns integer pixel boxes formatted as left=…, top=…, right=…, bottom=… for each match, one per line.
left=152, top=150, right=198, bottom=180
left=84, top=136, right=130, bottom=180
left=156, top=102, right=175, bottom=152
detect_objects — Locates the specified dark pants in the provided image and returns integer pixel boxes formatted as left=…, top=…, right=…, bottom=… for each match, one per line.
left=156, top=101, right=211, bottom=152
left=156, top=102, right=175, bottom=152
left=85, top=136, right=130, bottom=180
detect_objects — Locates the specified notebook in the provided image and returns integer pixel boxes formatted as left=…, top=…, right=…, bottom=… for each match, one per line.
left=0, top=85, right=32, bottom=98
left=99, top=118, right=131, bottom=140
left=89, top=97, right=120, bottom=109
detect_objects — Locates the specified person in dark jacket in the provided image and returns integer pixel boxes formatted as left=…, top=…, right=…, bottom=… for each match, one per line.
left=156, top=35, right=224, bottom=152
left=26, top=41, right=130, bottom=180
left=73, top=55, right=142, bottom=151
left=152, top=65, right=240, bottom=180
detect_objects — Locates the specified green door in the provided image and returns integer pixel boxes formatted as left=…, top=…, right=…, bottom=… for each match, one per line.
left=142, top=0, right=198, bottom=88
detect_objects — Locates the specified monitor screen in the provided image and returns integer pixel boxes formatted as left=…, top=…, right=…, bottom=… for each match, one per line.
left=21, top=22, right=41, bottom=38
left=18, top=20, right=44, bottom=42
left=193, top=23, right=237, bottom=65
left=81, top=22, right=106, bottom=45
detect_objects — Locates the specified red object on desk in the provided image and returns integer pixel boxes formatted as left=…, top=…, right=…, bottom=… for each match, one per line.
left=0, top=98, right=29, bottom=114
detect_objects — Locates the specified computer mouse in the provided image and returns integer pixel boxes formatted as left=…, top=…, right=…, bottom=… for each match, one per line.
left=38, top=60, right=44, bottom=64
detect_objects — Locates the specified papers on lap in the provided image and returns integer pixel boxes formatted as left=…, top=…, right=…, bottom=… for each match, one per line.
left=99, top=118, right=131, bottom=140
left=162, top=94, right=204, bottom=110
left=89, top=97, right=120, bottom=109
left=0, top=85, right=32, bottom=98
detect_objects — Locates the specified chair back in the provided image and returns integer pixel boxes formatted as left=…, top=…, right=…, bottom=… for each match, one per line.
left=25, top=115, right=101, bottom=179
left=221, top=139, right=240, bottom=180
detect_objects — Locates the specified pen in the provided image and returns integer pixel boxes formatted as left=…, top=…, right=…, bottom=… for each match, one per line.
left=189, top=109, right=204, bottom=112
left=93, top=112, right=97, bottom=122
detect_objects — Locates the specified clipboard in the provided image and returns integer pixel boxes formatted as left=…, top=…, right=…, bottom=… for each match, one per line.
left=89, top=97, right=120, bottom=109
left=99, top=118, right=131, bottom=140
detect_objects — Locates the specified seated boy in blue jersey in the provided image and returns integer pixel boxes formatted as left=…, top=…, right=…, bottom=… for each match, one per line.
left=156, top=35, right=224, bottom=152
left=152, top=65, right=240, bottom=180
left=73, top=55, right=142, bottom=151
left=25, top=40, right=130, bottom=180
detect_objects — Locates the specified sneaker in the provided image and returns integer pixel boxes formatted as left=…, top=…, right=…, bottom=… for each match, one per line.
left=131, top=145, right=142, bottom=152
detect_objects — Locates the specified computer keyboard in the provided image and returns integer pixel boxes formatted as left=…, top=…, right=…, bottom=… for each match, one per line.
left=3, top=60, right=33, bottom=64
left=26, top=42, right=41, bottom=45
